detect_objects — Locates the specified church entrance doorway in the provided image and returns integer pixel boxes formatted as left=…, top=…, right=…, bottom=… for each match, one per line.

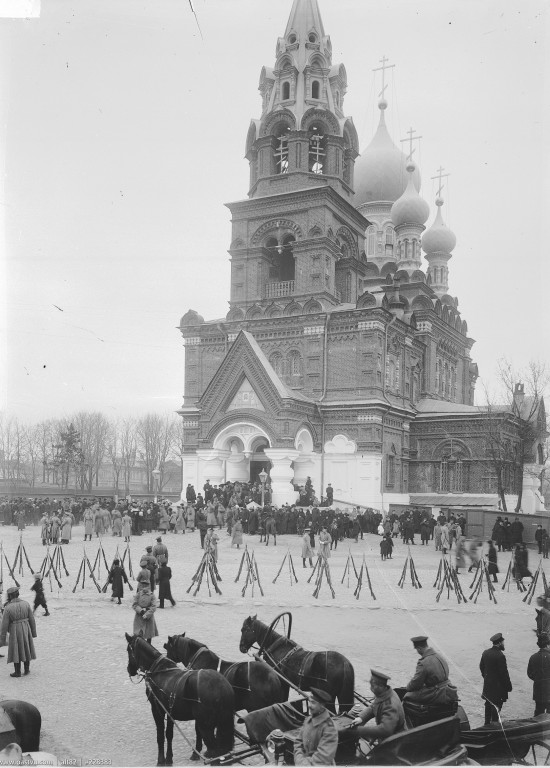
left=250, top=460, right=271, bottom=484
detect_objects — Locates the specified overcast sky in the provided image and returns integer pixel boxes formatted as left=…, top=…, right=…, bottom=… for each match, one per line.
left=1, top=0, right=548, bottom=423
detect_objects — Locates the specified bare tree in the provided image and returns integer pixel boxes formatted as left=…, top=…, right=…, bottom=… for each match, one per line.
left=479, top=360, right=548, bottom=512
left=136, top=414, right=177, bottom=492
left=119, top=418, right=138, bottom=496
left=70, top=412, right=110, bottom=491
left=107, top=421, right=125, bottom=496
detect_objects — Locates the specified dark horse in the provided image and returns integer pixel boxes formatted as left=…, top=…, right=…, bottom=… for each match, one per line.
left=125, top=634, right=235, bottom=765
left=164, top=633, right=287, bottom=712
left=239, top=615, right=355, bottom=713
left=0, top=700, right=41, bottom=752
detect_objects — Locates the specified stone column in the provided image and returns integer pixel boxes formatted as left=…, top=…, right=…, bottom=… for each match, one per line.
left=196, top=449, right=230, bottom=489
left=264, top=448, right=300, bottom=507
left=522, top=464, right=545, bottom=515
left=225, top=450, right=250, bottom=484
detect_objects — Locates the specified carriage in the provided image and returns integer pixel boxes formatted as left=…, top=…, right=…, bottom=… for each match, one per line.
left=126, top=612, right=550, bottom=766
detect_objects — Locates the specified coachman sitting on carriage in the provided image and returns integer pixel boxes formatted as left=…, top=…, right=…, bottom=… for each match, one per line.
left=400, top=636, right=458, bottom=726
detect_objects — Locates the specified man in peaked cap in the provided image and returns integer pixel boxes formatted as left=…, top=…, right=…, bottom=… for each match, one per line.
left=294, top=687, right=338, bottom=766
left=480, top=632, right=512, bottom=724
left=152, top=536, right=168, bottom=565
left=349, top=670, right=405, bottom=742
left=404, top=636, right=457, bottom=708
left=0, top=586, right=37, bottom=678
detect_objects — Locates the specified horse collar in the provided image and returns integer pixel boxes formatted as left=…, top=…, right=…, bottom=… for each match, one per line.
left=187, top=644, right=209, bottom=668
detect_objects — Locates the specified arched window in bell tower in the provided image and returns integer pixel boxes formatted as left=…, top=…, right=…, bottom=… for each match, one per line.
left=311, top=80, right=320, bottom=99
left=279, top=236, right=295, bottom=281
left=366, top=226, right=376, bottom=256
left=308, top=124, right=326, bottom=174
left=282, top=81, right=290, bottom=100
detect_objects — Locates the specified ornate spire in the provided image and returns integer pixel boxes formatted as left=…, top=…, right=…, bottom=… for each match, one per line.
left=422, top=174, right=456, bottom=297
left=284, top=0, right=325, bottom=41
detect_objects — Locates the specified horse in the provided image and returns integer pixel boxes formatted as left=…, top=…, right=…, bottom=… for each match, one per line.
left=239, top=615, right=355, bottom=713
left=125, top=633, right=235, bottom=765
left=164, top=633, right=287, bottom=712
left=0, top=700, right=41, bottom=752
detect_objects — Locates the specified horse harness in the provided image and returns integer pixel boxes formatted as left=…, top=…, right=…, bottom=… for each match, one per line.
left=183, top=640, right=253, bottom=693
left=262, top=635, right=329, bottom=685
left=145, top=654, right=202, bottom=713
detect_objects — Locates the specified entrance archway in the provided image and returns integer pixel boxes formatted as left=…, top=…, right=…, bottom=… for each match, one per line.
left=212, top=422, right=272, bottom=484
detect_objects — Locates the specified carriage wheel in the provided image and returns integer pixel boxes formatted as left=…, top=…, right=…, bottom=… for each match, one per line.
left=530, top=740, right=550, bottom=765
left=257, top=612, right=293, bottom=657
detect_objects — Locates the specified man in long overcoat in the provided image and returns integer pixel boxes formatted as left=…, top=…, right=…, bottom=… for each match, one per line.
left=480, top=632, right=512, bottom=724
left=527, top=632, right=550, bottom=715
left=0, top=587, right=37, bottom=677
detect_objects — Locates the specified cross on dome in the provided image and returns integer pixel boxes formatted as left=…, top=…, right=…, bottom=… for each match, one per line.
left=400, top=127, right=422, bottom=165
left=432, top=166, right=450, bottom=198
left=372, top=55, right=395, bottom=103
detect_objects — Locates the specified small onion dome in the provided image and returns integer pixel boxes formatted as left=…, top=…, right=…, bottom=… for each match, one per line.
left=354, top=102, right=420, bottom=206
left=390, top=163, right=430, bottom=226
left=180, top=309, right=205, bottom=326
left=422, top=197, right=456, bottom=253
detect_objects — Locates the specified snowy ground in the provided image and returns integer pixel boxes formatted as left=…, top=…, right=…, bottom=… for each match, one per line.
left=0, top=524, right=541, bottom=766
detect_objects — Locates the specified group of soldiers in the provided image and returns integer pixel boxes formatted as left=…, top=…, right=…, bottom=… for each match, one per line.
left=295, top=630, right=550, bottom=764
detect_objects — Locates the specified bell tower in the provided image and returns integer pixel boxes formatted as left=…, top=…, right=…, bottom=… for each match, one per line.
left=226, top=0, right=369, bottom=317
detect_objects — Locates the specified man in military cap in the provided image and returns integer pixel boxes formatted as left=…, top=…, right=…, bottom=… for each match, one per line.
left=349, top=669, right=405, bottom=742
left=152, top=536, right=168, bottom=565
left=143, top=545, right=158, bottom=591
left=0, top=587, right=37, bottom=678
left=294, top=687, right=338, bottom=766
left=480, top=632, right=512, bottom=724
left=404, top=636, right=456, bottom=706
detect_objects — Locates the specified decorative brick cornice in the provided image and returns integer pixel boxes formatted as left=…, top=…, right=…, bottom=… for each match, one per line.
left=304, top=326, right=325, bottom=335
left=416, top=321, right=432, bottom=334
left=183, top=337, right=201, bottom=346
left=358, top=320, right=385, bottom=332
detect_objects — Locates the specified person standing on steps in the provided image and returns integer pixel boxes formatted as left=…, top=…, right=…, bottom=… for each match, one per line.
left=0, top=586, right=37, bottom=678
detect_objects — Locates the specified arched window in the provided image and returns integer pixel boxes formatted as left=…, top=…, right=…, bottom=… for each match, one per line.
left=311, top=80, right=320, bottom=99
left=269, top=352, right=285, bottom=378
left=366, top=226, right=376, bottom=256
left=435, top=359, right=440, bottom=393
left=345, top=271, right=352, bottom=303
left=385, top=226, right=394, bottom=245
left=287, top=350, right=302, bottom=377
left=282, top=81, right=290, bottom=100
left=308, top=124, right=326, bottom=174
left=444, top=363, right=449, bottom=397
left=439, top=455, right=464, bottom=492
left=395, top=359, right=400, bottom=393
left=335, top=91, right=340, bottom=107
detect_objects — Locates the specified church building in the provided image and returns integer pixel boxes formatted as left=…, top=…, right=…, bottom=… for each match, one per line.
left=178, top=0, right=546, bottom=515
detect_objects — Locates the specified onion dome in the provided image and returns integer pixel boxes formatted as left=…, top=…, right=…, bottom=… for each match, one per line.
left=354, top=101, right=420, bottom=206
left=390, top=163, right=430, bottom=226
left=180, top=309, right=205, bottom=327
left=422, top=198, right=456, bottom=253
